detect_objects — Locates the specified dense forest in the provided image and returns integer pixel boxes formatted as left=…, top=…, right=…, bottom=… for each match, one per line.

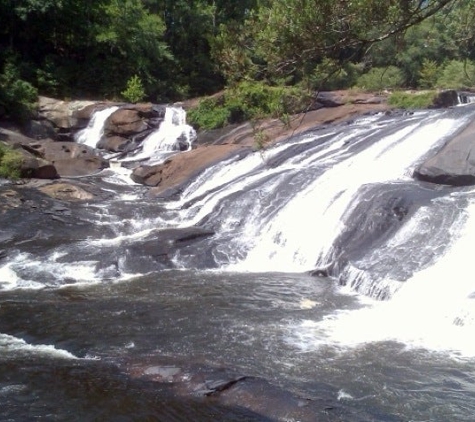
left=1, top=0, right=474, bottom=124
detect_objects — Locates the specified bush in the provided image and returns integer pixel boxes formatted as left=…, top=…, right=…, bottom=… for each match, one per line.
left=418, top=59, right=440, bottom=89
left=388, top=91, right=438, bottom=109
left=0, top=62, right=38, bottom=121
left=355, top=66, right=405, bottom=91
left=187, top=97, right=231, bottom=130
left=436, top=60, right=475, bottom=90
left=188, top=81, right=310, bottom=130
left=0, top=143, right=23, bottom=179
left=121, top=75, right=146, bottom=103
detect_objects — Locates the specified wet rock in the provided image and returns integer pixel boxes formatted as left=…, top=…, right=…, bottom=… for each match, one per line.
left=145, top=144, right=252, bottom=196
left=97, top=135, right=130, bottom=152
left=414, top=114, right=475, bottom=186
left=38, top=183, right=95, bottom=201
left=431, top=90, right=459, bottom=108
left=131, top=164, right=164, bottom=186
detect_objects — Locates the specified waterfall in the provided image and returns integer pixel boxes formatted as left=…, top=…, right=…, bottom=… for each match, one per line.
left=75, top=105, right=196, bottom=165
left=124, top=106, right=196, bottom=164
left=75, top=106, right=119, bottom=148
left=458, top=91, right=475, bottom=105
left=161, top=109, right=473, bottom=281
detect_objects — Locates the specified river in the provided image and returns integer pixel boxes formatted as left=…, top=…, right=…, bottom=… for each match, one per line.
left=2, top=105, right=475, bottom=421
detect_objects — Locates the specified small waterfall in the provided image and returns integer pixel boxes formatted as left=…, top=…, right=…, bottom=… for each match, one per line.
left=75, top=106, right=119, bottom=148
left=127, top=106, right=196, bottom=164
left=458, top=91, right=475, bottom=105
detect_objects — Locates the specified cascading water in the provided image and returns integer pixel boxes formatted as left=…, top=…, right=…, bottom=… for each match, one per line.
left=4, top=103, right=475, bottom=421
left=120, top=105, right=196, bottom=164
left=75, top=106, right=119, bottom=147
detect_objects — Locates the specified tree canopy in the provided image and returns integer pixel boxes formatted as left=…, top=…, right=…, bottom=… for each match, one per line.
left=1, top=0, right=474, bottom=120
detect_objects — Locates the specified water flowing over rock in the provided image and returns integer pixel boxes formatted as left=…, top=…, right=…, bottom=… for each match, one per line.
left=5, top=100, right=475, bottom=422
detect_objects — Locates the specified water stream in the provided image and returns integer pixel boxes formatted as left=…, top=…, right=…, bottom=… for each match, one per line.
left=2, top=105, right=475, bottom=420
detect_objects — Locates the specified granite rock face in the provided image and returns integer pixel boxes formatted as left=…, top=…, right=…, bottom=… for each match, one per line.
left=414, top=114, right=475, bottom=186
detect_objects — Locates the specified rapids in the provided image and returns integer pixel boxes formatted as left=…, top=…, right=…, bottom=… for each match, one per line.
left=2, top=104, right=475, bottom=420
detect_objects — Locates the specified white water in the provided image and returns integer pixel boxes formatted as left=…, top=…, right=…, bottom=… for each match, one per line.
left=122, top=106, right=196, bottom=164
left=75, top=106, right=119, bottom=148
left=0, top=333, right=79, bottom=360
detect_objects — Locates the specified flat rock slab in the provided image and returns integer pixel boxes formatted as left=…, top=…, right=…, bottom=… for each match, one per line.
left=414, top=113, right=475, bottom=186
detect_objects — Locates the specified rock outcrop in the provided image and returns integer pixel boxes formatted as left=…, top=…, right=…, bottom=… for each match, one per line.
left=37, top=97, right=114, bottom=141
left=414, top=114, right=475, bottom=186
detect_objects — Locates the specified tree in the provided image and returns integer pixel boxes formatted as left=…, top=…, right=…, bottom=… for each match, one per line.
left=213, top=0, right=458, bottom=86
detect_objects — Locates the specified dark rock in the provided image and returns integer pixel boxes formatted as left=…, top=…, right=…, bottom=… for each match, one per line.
left=315, top=91, right=345, bottom=107
left=131, top=165, right=163, bottom=186
left=97, top=135, right=130, bottom=152
left=414, top=115, right=475, bottom=186
left=23, top=120, right=57, bottom=140
left=432, top=90, right=459, bottom=108
left=18, top=149, right=59, bottom=179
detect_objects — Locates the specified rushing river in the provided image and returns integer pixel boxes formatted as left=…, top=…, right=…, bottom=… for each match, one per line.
left=2, top=105, right=475, bottom=421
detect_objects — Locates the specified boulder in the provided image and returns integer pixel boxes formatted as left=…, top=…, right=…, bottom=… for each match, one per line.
left=414, top=115, right=475, bottom=186
left=130, top=144, right=252, bottom=195
left=52, top=157, right=108, bottom=177
left=37, top=141, right=98, bottom=161
left=97, top=135, right=130, bottom=152
left=315, top=91, right=346, bottom=107
left=104, top=108, right=148, bottom=137
left=18, top=150, right=59, bottom=179
left=431, top=90, right=459, bottom=108
left=38, top=183, right=95, bottom=201
left=38, top=97, right=97, bottom=130
left=131, top=164, right=163, bottom=186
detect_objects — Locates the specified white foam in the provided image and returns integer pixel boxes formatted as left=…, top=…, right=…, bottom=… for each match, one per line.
left=0, top=333, right=79, bottom=360
left=286, top=200, right=475, bottom=358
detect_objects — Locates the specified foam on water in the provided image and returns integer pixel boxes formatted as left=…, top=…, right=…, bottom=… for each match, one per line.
left=230, top=116, right=464, bottom=272
left=286, top=199, right=475, bottom=358
left=0, top=333, right=79, bottom=360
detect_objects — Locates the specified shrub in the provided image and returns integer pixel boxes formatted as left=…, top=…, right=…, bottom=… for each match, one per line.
left=0, top=62, right=38, bottom=121
left=121, top=75, right=146, bottom=103
left=188, top=81, right=310, bottom=130
left=0, top=143, right=23, bottom=179
left=187, top=97, right=231, bottom=130
left=436, top=60, right=475, bottom=90
left=355, top=66, right=405, bottom=91
left=388, top=91, right=438, bottom=109
left=418, top=59, right=440, bottom=89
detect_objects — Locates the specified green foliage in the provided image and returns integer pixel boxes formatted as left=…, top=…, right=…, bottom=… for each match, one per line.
left=0, top=143, right=23, bottom=180
left=418, top=59, right=441, bottom=89
left=388, top=91, right=438, bottom=109
left=187, top=97, right=231, bottom=130
left=307, top=59, right=362, bottom=91
left=436, top=60, right=475, bottom=89
left=355, top=66, right=405, bottom=91
left=121, top=75, right=146, bottom=103
left=0, top=61, right=38, bottom=121
left=188, top=81, right=310, bottom=130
